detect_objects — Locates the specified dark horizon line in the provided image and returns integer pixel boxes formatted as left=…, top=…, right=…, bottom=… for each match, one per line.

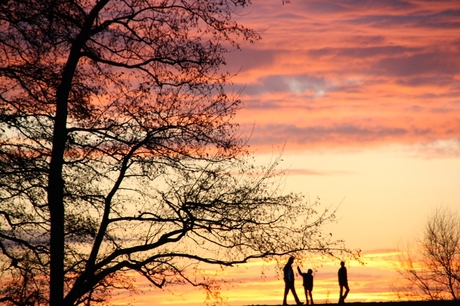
left=244, top=300, right=459, bottom=306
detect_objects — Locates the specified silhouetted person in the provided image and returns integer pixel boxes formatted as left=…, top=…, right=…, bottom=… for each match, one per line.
left=297, top=267, right=314, bottom=305
left=283, top=256, right=303, bottom=305
left=338, top=261, right=350, bottom=304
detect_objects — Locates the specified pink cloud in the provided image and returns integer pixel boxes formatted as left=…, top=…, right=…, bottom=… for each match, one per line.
left=223, top=0, right=460, bottom=154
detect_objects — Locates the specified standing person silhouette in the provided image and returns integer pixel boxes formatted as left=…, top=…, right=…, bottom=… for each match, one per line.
left=338, top=261, right=350, bottom=304
left=283, top=256, right=303, bottom=305
left=297, top=267, right=314, bottom=305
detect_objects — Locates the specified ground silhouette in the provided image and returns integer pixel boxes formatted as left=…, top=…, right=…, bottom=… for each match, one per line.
left=244, top=301, right=458, bottom=306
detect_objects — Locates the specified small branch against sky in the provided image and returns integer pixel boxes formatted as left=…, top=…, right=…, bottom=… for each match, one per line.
left=395, top=206, right=460, bottom=301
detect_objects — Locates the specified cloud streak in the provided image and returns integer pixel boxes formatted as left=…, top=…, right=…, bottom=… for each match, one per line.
left=227, top=0, right=460, bottom=154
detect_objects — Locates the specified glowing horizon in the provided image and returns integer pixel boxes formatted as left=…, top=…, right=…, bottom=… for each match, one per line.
left=108, top=249, right=409, bottom=305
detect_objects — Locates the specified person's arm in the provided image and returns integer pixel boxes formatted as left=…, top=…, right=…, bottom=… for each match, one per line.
left=297, top=266, right=302, bottom=275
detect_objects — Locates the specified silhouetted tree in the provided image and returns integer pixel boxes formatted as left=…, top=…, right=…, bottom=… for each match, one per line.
left=0, top=1, right=354, bottom=305
left=395, top=207, right=460, bottom=301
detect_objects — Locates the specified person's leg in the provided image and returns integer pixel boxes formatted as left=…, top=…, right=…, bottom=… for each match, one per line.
left=304, top=287, right=308, bottom=304
left=308, top=290, right=313, bottom=305
left=339, top=285, right=344, bottom=304
left=290, top=283, right=302, bottom=304
left=343, top=284, right=350, bottom=301
left=283, top=283, right=289, bottom=305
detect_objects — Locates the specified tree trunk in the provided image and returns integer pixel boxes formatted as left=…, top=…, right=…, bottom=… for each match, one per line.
left=48, top=95, right=67, bottom=306
left=48, top=42, right=82, bottom=306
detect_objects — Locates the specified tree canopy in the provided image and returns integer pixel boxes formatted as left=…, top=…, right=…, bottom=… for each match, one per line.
left=0, top=1, right=354, bottom=305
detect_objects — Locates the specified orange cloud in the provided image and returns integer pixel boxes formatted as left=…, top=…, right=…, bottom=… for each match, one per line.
left=225, top=0, right=460, bottom=155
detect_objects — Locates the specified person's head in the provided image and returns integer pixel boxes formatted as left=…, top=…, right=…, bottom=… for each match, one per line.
left=288, top=256, right=295, bottom=264
left=340, top=261, right=345, bottom=267
left=307, top=269, right=313, bottom=274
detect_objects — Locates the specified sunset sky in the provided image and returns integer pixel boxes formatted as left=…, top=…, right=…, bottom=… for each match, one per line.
left=118, top=1, right=460, bottom=305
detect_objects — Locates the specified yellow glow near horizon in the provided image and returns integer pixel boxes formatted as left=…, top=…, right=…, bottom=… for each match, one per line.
left=101, top=143, right=460, bottom=305
left=106, top=250, right=411, bottom=305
